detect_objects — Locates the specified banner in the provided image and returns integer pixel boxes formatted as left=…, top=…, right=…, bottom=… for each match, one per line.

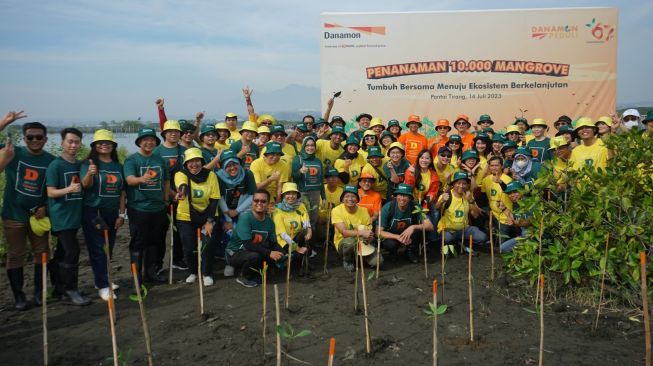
left=320, top=8, right=618, bottom=134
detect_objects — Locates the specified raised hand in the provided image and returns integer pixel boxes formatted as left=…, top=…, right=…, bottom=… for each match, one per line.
left=68, top=178, right=81, bottom=194
left=242, top=86, right=253, bottom=99
left=196, top=111, right=205, bottom=121
left=299, top=163, right=308, bottom=174
left=1, top=110, right=27, bottom=126
left=155, top=98, right=165, bottom=110
left=87, top=159, right=97, bottom=176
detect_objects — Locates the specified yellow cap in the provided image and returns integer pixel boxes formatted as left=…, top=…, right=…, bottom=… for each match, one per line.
left=548, top=136, right=570, bottom=150
left=596, top=116, right=613, bottom=127
left=363, top=130, right=377, bottom=138
left=240, top=121, right=259, bottom=134
left=531, top=118, right=548, bottom=127
left=386, top=141, right=405, bottom=155
left=574, top=116, right=595, bottom=131
left=368, top=117, right=385, bottom=130
left=29, top=216, right=51, bottom=237
left=162, top=120, right=182, bottom=132
left=257, top=114, right=276, bottom=125
left=92, top=129, right=116, bottom=144
left=505, top=125, right=520, bottom=134
left=225, top=112, right=237, bottom=118
left=258, top=126, right=271, bottom=134
left=183, top=147, right=204, bottom=164
left=281, top=182, right=301, bottom=197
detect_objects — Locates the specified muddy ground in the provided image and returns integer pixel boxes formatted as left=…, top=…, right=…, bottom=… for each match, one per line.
left=0, top=226, right=647, bottom=365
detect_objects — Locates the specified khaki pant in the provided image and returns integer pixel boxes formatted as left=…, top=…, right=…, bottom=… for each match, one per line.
left=336, top=237, right=383, bottom=267
left=3, top=219, right=49, bottom=269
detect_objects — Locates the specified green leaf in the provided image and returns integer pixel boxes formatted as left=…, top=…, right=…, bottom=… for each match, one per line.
left=294, top=329, right=312, bottom=338
left=367, top=271, right=375, bottom=281
left=276, top=324, right=291, bottom=338
left=436, top=304, right=448, bottom=315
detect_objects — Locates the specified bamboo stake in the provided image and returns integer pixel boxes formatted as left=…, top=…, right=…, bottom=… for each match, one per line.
left=641, top=252, right=651, bottom=366
left=324, top=203, right=331, bottom=275
left=196, top=228, right=204, bottom=315
left=440, top=220, right=445, bottom=303
left=41, top=251, right=48, bottom=366
left=274, top=284, right=281, bottom=366
left=354, top=234, right=359, bottom=312
left=169, top=204, right=174, bottom=285
left=327, top=338, right=336, bottom=366
left=422, top=208, right=428, bottom=279
left=358, top=243, right=371, bottom=354
left=131, top=263, right=154, bottom=366
left=535, top=214, right=545, bottom=307
left=433, top=279, right=438, bottom=366
left=489, top=211, right=495, bottom=281
left=103, top=229, right=117, bottom=318
left=107, top=297, right=119, bottom=366
left=285, top=227, right=294, bottom=310
left=538, top=274, right=544, bottom=366
left=468, top=235, right=474, bottom=342
left=262, top=261, right=268, bottom=353
left=594, top=234, right=610, bottom=331
left=376, top=211, right=381, bottom=279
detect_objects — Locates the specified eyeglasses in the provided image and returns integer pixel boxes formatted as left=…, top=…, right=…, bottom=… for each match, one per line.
left=449, top=141, right=461, bottom=145
left=364, top=136, right=376, bottom=140
left=95, top=141, right=113, bottom=146
left=439, top=154, right=452, bottom=158
left=253, top=199, right=268, bottom=204
left=25, top=135, right=45, bottom=141
left=182, top=130, right=193, bottom=135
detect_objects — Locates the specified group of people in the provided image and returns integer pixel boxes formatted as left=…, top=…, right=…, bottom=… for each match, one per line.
left=1, top=90, right=652, bottom=311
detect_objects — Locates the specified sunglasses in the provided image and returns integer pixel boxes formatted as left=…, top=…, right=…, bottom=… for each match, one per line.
left=253, top=199, right=268, bottom=204
left=182, top=130, right=193, bottom=135
left=449, top=141, right=461, bottom=145
left=439, top=154, right=452, bottom=158
left=454, top=121, right=467, bottom=126
left=624, top=116, right=638, bottom=122
left=25, top=135, right=45, bottom=141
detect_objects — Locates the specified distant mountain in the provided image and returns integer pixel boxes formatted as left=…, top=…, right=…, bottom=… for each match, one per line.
left=225, top=84, right=321, bottom=118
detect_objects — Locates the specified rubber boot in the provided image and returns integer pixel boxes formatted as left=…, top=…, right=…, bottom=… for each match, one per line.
left=49, top=259, right=64, bottom=301
left=34, top=263, right=43, bottom=306
left=144, top=247, right=166, bottom=283
left=61, top=264, right=91, bottom=306
left=7, top=268, right=28, bottom=311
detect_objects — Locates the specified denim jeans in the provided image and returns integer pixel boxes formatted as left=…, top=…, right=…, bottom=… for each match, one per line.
left=442, top=226, right=487, bottom=248
left=81, top=206, right=118, bottom=289
left=499, top=227, right=527, bottom=253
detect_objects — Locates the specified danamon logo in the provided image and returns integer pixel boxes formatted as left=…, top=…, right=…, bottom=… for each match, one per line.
left=323, top=23, right=386, bottom=39
left=531, top=25, right=578, bottom=39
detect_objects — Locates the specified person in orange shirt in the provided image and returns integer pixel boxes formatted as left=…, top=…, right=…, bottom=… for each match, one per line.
left=453, top=114, right=475, bottom=151
left=357, top=172, right=382, bottom=222
left=398, top=114, right=428, bottom=165
left=429, top=119, right=451, bottom=159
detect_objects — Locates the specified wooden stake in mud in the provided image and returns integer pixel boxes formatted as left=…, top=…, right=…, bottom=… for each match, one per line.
left=324, top=203, right=331, bottom=275
left=376, top=211, right=381, bottom=279
left=358, top=242, right=372, bottom=354
left=440, top=220, right=446, bottom=303
left=422, top=207, right=428, bottom=279
left=169, top=204, right=174, bottom=285
left=641, top=252, right=651, bottom=366
left=535, top=214, right=545, bottom=308
left=327, top=337, right=336, bottom=366
left=489, top=211, right=495, bottom=281
left=433, top=279, right=438, bottom=366
left=274, top=284, right=281, bottom=366
left=285, top=228, right=294, bottom=310
left=262, top=261, right=268, bottom=351
left=107, top=297, right=119, bottom=366
left=103, top=229, right=117, bottom=318
left=131, top=263, right=154, bottom=366
left=354, top=229, right=361, bottom=312
left=538, top=274, right=544, bottom=366
left=196, top=228, right=204, bottom=315
left=468, top=235, right=474, bottom=342
left=594, top=234, right=610, bottom=331
left=41, top=251, right=48, bottom=366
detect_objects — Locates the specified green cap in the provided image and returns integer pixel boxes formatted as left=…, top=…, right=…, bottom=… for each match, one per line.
left=387, top=119, right=401, bottom=129
left=513, top=117, right=529, bottom=129
left=330, top=116, right=345, bottom=126
left=180, top=120, right=196, bottom=132
left=448, top=134, right=462, bottom=144
left=380, top=130, right=397, bottom=142
left=340, top=185, right=360, bottom=202
left=461, top=150, right=479, bottom=162
left=271, top=124, right=287, bottom=136
left=296, top=123, right=309, bottom=132
left=199, top=124, right=216, bottom=136
left=393, top=183, right=413, bottom=198
left=345, top=135, right=360, bottom=147
left=451, top=171, right=470, bottom=183
left=325, top=167, right=340, bottom=178
left=135, top=127, right=161, bottom=146
left=492, top=134, right=506, bottom=143
left=504, top=181, right=523, bottom=193
left=264, top=141, right=284, bottom=155
left=314, top=118, right=327, bottom=127
left=643, top=110, right=653, bottom=123
left=330, top=126, right=347, bottom=138
left=356, top=113, right=372, bottom=122
left=515, top=146, right=532, bottom=158
left=482, top=127, right=495, bottom=134
left=366, top=145, right=384, bottom=158
left=478, top=114, right=493, bottom=125
left=474, top=132, right=490, bottom=142
left=501, top=141, right=518, bottom=152
left=555, top=125, right=574, bottom=136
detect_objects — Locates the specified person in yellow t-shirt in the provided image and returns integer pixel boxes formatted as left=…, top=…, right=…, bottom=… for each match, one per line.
left=318, top=168, right=343, bottom=243
left=480, top=156, right=513, bottom=226
left=273, top=183, right=310, bottom=271
left=262, top=124, right=297, bottom=166
left=316, top=126, right=346, bottom=170
left=361, top=146, right=388, bottom=199
left=434, top=171, right=487, bottom=253
left=174, top=148, right=221, bottom=285
left=548, top=135, right=572, bottom=193
left=569, top=117, right=609, bottom=171
left=334, top=135, right=366, bottom=187
left=331, top=185, right=382, bottom=271
left=224, top=112, right=241, bottom=145
left=214, top=122, right=232, bottom=156
left=250, top=141, right=290, bottom=203
left=434, top=146, right=456, bottom=188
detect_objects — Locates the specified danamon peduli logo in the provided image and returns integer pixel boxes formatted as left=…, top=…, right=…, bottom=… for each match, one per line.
left=585, top=18, right=615, bottom=43
left=531, top=24, right=578, bottom=39
left=323, top=23, right=386, bottom=39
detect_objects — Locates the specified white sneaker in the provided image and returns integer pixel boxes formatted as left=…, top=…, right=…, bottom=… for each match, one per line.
left=203, top=276, right=214, bottom=286
left=185, top=274, right=197, bottom=283
left=95, top=282, right=119, bottom=290
left=98, top=287, right=116, bottom=301
left=223, top=265, right=235, bottom=277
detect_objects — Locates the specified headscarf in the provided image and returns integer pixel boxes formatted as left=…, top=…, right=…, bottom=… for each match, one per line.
left=276, top=195, right=302, bottom=212
left=217, top=157, right=245, bottom=186
left=511, top=153, right=533, bottom=183
left=299, top=135, right=316, bottom=160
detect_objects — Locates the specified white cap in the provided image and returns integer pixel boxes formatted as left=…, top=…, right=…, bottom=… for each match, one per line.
left=622, top=109, right=641, bottom=119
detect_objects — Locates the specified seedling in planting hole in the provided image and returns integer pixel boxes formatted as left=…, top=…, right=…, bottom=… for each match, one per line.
left=107, top=349, right=133, bottom=366
left=424, top=302, right=448, bottom=318
left=129, top=285, right=149, bottom=302
left=276, top=322, right=312, bottom=340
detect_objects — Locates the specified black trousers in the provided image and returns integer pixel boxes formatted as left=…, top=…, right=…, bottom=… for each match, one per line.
left=176, top=220, right=218, bottom=276
left=230, top=250, right=264, bottom=280
left=128, top=208, right=168, bottom=268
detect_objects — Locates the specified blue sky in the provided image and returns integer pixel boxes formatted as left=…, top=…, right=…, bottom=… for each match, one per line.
left=0, top=0, right=651, bottom=123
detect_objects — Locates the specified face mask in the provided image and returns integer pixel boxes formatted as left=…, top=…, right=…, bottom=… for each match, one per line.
left=623, top=121, right=639, bottom=130
left=515, top=160, right=528, bottom=169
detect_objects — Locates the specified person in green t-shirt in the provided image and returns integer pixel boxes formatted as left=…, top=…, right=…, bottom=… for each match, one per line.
left=226, top=189, right=283, bottom=288
left=0, top=112, right=54, bottom=310
left=229, top=121, right=259, bottom=169
left=292, top=135, right=324, bottom=235
left=80, top=129, right=126, bottom=301
left=124, top=127, right=170, bottom=284
left=379, top=183, right=433, bottom=263
left=526, top=118, right=552, bottom=163
left=46, top=128, right=91, bottom=306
